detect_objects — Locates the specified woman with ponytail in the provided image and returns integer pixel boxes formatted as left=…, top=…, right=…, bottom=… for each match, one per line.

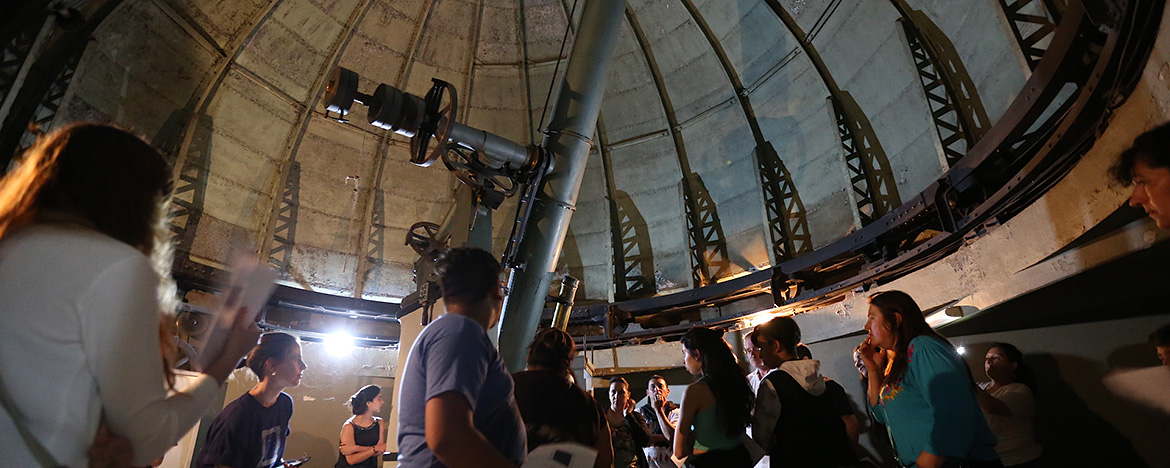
left=673, top=326, right=754, bottom=467
left=335, top=385, right=386, bottom=468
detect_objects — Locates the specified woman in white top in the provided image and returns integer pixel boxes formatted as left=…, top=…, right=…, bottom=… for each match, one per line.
left=976, top=342, right=1044, bottom=467
left=0, top=123, right=260, bottom=467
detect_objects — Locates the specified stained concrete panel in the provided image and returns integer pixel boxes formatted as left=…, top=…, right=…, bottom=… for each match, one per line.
left=167, top=0, right=273, bottom=49
left=598, top=21, right=672, bottom=142
left=63, top=0, right=219, bottom=138
left=680, top=103, right=768, bottom=273
left=910, top=0, right=1026, bottom=124
left=477, top=2, right=522, bottom=65
left=609, top=136, right=691, bottom=290
left=465, top=66, right=529, bottom=143
left=696, top=0, right=792, bottom=89
left=235, top=0, right=357, bottom=103
left=412, top=0, right=479, bottom=78
left=814, top=1, right=944, bottom=199
left=630, top=0, right=737, bottom=125
left=562, top=148, right=615, bottom=301
left=522, top=0, right=574, bottom=62
left=337, top=0, right=426, bottom=92
left=190, top=70, right=299, bottom=265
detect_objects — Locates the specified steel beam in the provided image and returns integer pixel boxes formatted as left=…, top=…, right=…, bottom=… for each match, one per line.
left=599, top=118, right=654, bottom=300
left=256, top=1, right=373, bottom=275
left=996, top=0, right=1063, bottom=71
left=0, top=0, right=124, bottom=170
left=497, top=0, right=627, bottom=372
left=625, top=5, right=731, bottom=287
left=678, top=0, right=811, bottom=262
left=762, top=0, right=901, bottom=225
left=891, top=0, right=990, bottom=168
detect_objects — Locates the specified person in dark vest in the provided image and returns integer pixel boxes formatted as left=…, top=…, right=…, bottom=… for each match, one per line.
left=752, top=317, right=859, bottom=468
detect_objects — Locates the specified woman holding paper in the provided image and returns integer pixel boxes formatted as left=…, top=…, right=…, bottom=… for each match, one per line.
left=0, top=123, right=262, bottom=467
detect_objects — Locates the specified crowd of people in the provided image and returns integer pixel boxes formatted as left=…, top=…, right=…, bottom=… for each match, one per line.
left=0, top=118, right=1168, bottom=467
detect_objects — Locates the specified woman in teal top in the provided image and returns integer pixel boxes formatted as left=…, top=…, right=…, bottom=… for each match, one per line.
left=674, top=327, right=754, bottom=467
left=858, top=291, right=1000, bottom=468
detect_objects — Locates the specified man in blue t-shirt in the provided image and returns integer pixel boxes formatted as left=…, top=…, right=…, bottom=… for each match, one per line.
left=396, top=247, right=526, bottom=468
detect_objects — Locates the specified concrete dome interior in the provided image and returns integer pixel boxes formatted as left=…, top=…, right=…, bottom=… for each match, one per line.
left=2, top=0, right=1167, bottom=348
left=5, top=0, right=1036, bottom=299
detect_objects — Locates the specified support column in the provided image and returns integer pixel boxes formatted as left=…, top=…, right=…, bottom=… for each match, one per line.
left=497, top=0, right=627, bottom=372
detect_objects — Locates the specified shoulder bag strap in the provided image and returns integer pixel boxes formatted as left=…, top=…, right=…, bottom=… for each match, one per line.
left=0, top=372, right=65, bottom=468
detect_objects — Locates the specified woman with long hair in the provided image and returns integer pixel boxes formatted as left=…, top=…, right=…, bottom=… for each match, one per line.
left=673, top=326, right=754, bottom=467
left=858, top=291, right=999, bottom=468
left=335, top=385, right=386, bottom=468
left=0, top=123, right=260, bottom=467
left=976, top=343, right=1043, bottom=467
left=513, top=327, right=613, bottom=468
left=197, top=332, right=308, bottom=468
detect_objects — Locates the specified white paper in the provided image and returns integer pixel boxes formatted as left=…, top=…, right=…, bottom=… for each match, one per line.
left=521, top=443, right=597, bottom=468
left=198, top=259, right=278, bottom=370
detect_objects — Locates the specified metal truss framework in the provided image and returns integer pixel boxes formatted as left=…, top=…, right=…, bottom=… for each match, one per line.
left=163, top=112, right=213, bottom=259
left=678, top=0, right=811, bottom=263
left=257, top=0, right=373, bottom=275
left=681, top=172, right=732, bottom=287
left=0, top=1, right=124, bottom=167
left=267, top=160, right=301, bottom=275
left=832, top=94, right=901, bottom=225
left=597, top=118, right=656, bottom=300
left=893, top=0, right=990, bottom=168
left=997, top=0, right=1064, bottom=70
left=0, top=15, right=47, bottom=118
left=757, top=142, right=813, bottom=260
left=626, top=6, right=731, bottom=287
left=763, top=0, right=901, bottom=226
left=558, top=0, right=1160, bottom=350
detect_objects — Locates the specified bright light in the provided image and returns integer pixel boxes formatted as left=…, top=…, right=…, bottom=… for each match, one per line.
left=324, top=331, right=355, bottom=357
left=956, top=346, right=967, bottom=356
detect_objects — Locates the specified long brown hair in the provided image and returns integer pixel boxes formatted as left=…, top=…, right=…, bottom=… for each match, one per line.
left=681, top=327, right=754, bottom=437
left=869, top=291, right=950, bottom=384
left=0, top=122, right=179, bottom=386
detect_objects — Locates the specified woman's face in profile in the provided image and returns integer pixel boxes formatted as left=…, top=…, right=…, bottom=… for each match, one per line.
left=272, top=343, right=306, bottom=388
left=865, top=305, right=895, bottom=350
left=368, top=393, right=384, bottom=414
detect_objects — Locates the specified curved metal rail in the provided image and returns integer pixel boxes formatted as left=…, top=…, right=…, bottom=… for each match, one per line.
left=565, top=0, right=1164, bottom=350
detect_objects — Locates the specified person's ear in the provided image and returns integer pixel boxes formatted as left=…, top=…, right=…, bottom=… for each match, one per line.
left=892, top=312, right=903, bottom=329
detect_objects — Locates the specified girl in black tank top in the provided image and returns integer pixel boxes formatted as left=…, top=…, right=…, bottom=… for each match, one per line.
left=336, top=385, right=386, bottom=468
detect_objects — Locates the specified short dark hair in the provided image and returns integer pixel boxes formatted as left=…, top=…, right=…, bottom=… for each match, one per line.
left=348, top=385, right=381, bottom=415
left=1151, top=323, right=1170, bottom=347
left=795, top=343, right=812, bottom=360
left=526, top=327, right=576, bottom=372
left=648, top=374, right=667, bottom=385
left=1110, top=122, right=1170, bottom=185
left=246, top=332, right=299, bottom=381
left=609, top=376, right=628, bottom=387
left=436, top=247, right=502, bottom=305
left=754, top=316, right=801, bottom=355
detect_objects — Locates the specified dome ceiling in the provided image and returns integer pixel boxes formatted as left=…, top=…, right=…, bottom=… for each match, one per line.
left=27, top=0, right=1044, bottom=303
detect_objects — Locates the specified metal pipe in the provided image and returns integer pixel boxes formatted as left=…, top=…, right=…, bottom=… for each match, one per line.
left=551, top=275, right=580, bottom=331
left=447, top=121, right=530, bottom=169
left=496, top=0, right=626, bottom=372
